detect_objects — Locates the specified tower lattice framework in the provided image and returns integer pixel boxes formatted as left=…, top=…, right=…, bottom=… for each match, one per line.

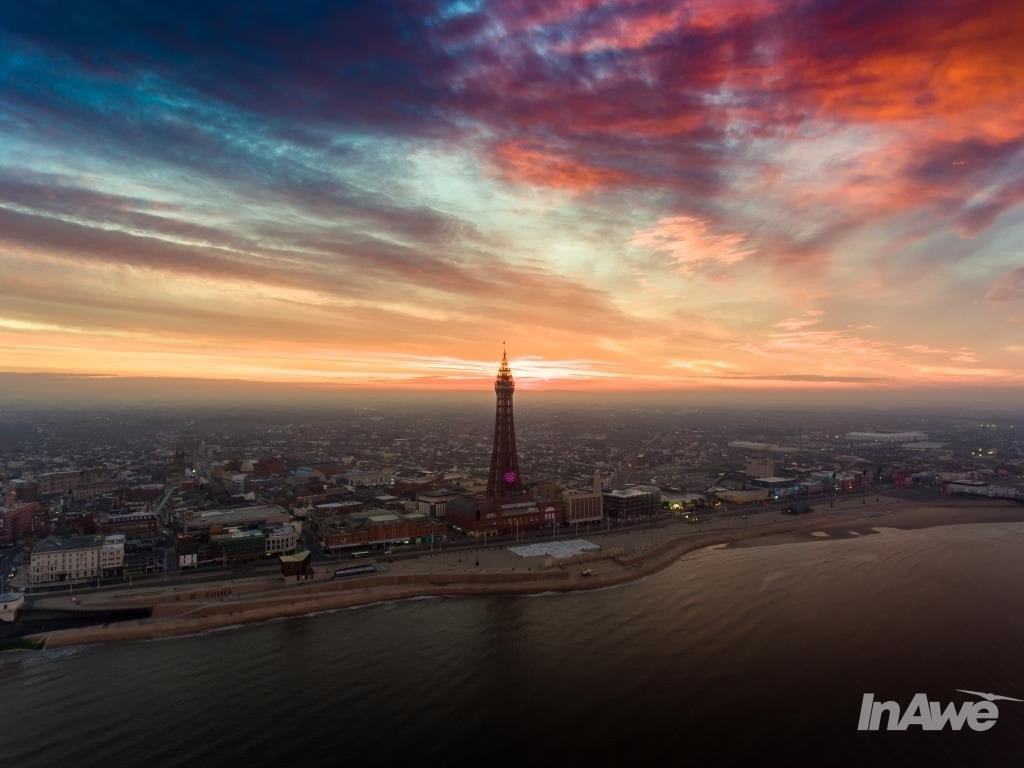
left=486, top=346, right=522, bottom=499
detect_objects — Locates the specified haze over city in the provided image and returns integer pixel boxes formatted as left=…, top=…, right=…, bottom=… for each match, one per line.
left=1, top=1, right=1022, bottom=398
left=2, top=3, right=1024, bottom=767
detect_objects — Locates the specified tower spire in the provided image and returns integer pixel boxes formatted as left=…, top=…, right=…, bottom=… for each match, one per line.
left=498, top=342, right=512, bottom=379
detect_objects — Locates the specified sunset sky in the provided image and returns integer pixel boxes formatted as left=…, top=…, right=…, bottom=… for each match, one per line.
left=1, top=1, right=1022, bottom=394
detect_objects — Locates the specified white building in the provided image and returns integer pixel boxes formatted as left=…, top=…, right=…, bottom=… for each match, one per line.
left=560, top=489, right=603, bottom=524
left=336, top=468, right=395, bottom=487
left=100, top=535, right=126, bottom=574
left=416, top=489, right=460, bottom=520
left=1, top=592, right=25, bottom=623
left=30, top=535, right=125, bottom=585
left=265, top=525, right=298, bottom=555
left=946, top=483, right=1020, bottom=499
left=846, top=431, right=928, bottom=443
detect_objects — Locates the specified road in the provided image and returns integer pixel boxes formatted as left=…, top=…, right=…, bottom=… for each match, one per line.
left=20, top=486, right=935, bottom=597
left=0, top=546, right=23, bottom=591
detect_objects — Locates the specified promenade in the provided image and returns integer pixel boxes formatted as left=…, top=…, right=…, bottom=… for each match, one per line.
left=28, top=495, right=1024, bottom=648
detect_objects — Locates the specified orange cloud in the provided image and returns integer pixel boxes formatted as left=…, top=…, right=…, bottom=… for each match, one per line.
left=491, top=140, right=632, bottom=191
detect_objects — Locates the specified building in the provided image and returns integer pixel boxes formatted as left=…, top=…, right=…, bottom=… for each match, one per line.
left=4, top=478, right=38, bottom=507
left=560, top=488, right=603, bottom=525
left=416, top=489, right=460, bottom=520
left=602, top=486, right=662, bottom=519
left=335, top=467, right=396, bottom=488
left=799, top=480, right=824, bottom=495
left=173, top=445, right=187, bottom=478
left=1, top=592, right=26, bottom=623
left=29, top=535, right=125, bottom=585
left=319, top=510, right=445, bottom=552
left=662, top=491, right=707, bottom=512
left=846, top=431, right=928, bottom=443
left=182, top=504, right=292, bottom=533
left=33, top=470, right=81, bottom=496
left=727, top=441, right=797, bottom=453
left=100, top=535, right=125, bottom=576
left=265, top=525, right=299, bottom=555
left=446, top=494, right=556, bottom=537
left=715, top=489, right=770, bottom=504
left=744, top=456, right=775, bottom=478
left=210, top=530, right=266, bottom=564
left=944, top=482, right=1020, bottom=500
left=808, top=469, right=864, bottom=491
left=0, top=502, right=38, bottom=546
left=749, top=476, right=802, bottom=499
left=72, top=474, right=125, bottom=501
left=123, top=546, right=167, bottom=578
left=279, top=550, right=313, bottom=580
left=99, top=512, right=159, bottom=540
left=487, top=346, right=522, bottom=500
left=222, top=473, right=248, bottom=494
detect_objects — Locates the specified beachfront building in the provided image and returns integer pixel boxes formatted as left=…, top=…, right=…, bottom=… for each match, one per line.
left=560, top=489, right=603, bottom=525
left=416, top=489, right=460, bottom=520
left=602, top=486, right=662, bottom=520
left=210, top=530, right=267, bottom=565
left=265, top=525, right=299, bottom=555
left=319, top=509, right=446, bottom=552
left=944, top=482, right=1021, bottom=500
left=446, top=494, right=558, bottom=538
left=1, top=592, right=25, bottom=623
left=714, top=489, right=770, bottom=505
left=29, top=534, right=125, bottom=585
left=749, top=476, right=803, bottom=500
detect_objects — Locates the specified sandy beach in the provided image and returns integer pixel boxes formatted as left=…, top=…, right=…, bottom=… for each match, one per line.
left=27, top=495, right=1024, bottom=648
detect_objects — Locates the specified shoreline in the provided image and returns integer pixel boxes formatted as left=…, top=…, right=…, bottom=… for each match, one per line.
left=26, top=498, right=1024, bottom=649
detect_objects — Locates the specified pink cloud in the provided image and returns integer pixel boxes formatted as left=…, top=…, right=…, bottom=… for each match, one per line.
left=630, top=216, right=754, bottom=272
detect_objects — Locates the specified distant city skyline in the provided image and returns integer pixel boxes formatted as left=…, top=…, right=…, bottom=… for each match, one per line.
left=1, top=2, right=1023, bottom=392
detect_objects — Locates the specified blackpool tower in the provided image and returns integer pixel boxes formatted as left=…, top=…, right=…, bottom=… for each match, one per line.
left=486, top=344, right=522, bottom=499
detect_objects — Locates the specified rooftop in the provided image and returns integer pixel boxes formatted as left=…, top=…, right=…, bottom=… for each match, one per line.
left=185, top=504, right=290, bottom=529
left=604, top=486, right=659, bottom=498
left=33, top=535, right=102, bottom=553
left=210, top=529, right=266, bottom=541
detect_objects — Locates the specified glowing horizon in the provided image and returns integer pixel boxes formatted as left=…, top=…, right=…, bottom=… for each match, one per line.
left=1, top=1, right=1023, bottom=392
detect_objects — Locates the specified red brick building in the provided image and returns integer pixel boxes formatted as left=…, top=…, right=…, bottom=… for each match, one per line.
left=446, top=494, right=558, bottom=538
left=0, top=502, right=39, bottom=546
left=99, top=512, right=160, bottom=540
left=321, top=510, right=446, bottom=552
